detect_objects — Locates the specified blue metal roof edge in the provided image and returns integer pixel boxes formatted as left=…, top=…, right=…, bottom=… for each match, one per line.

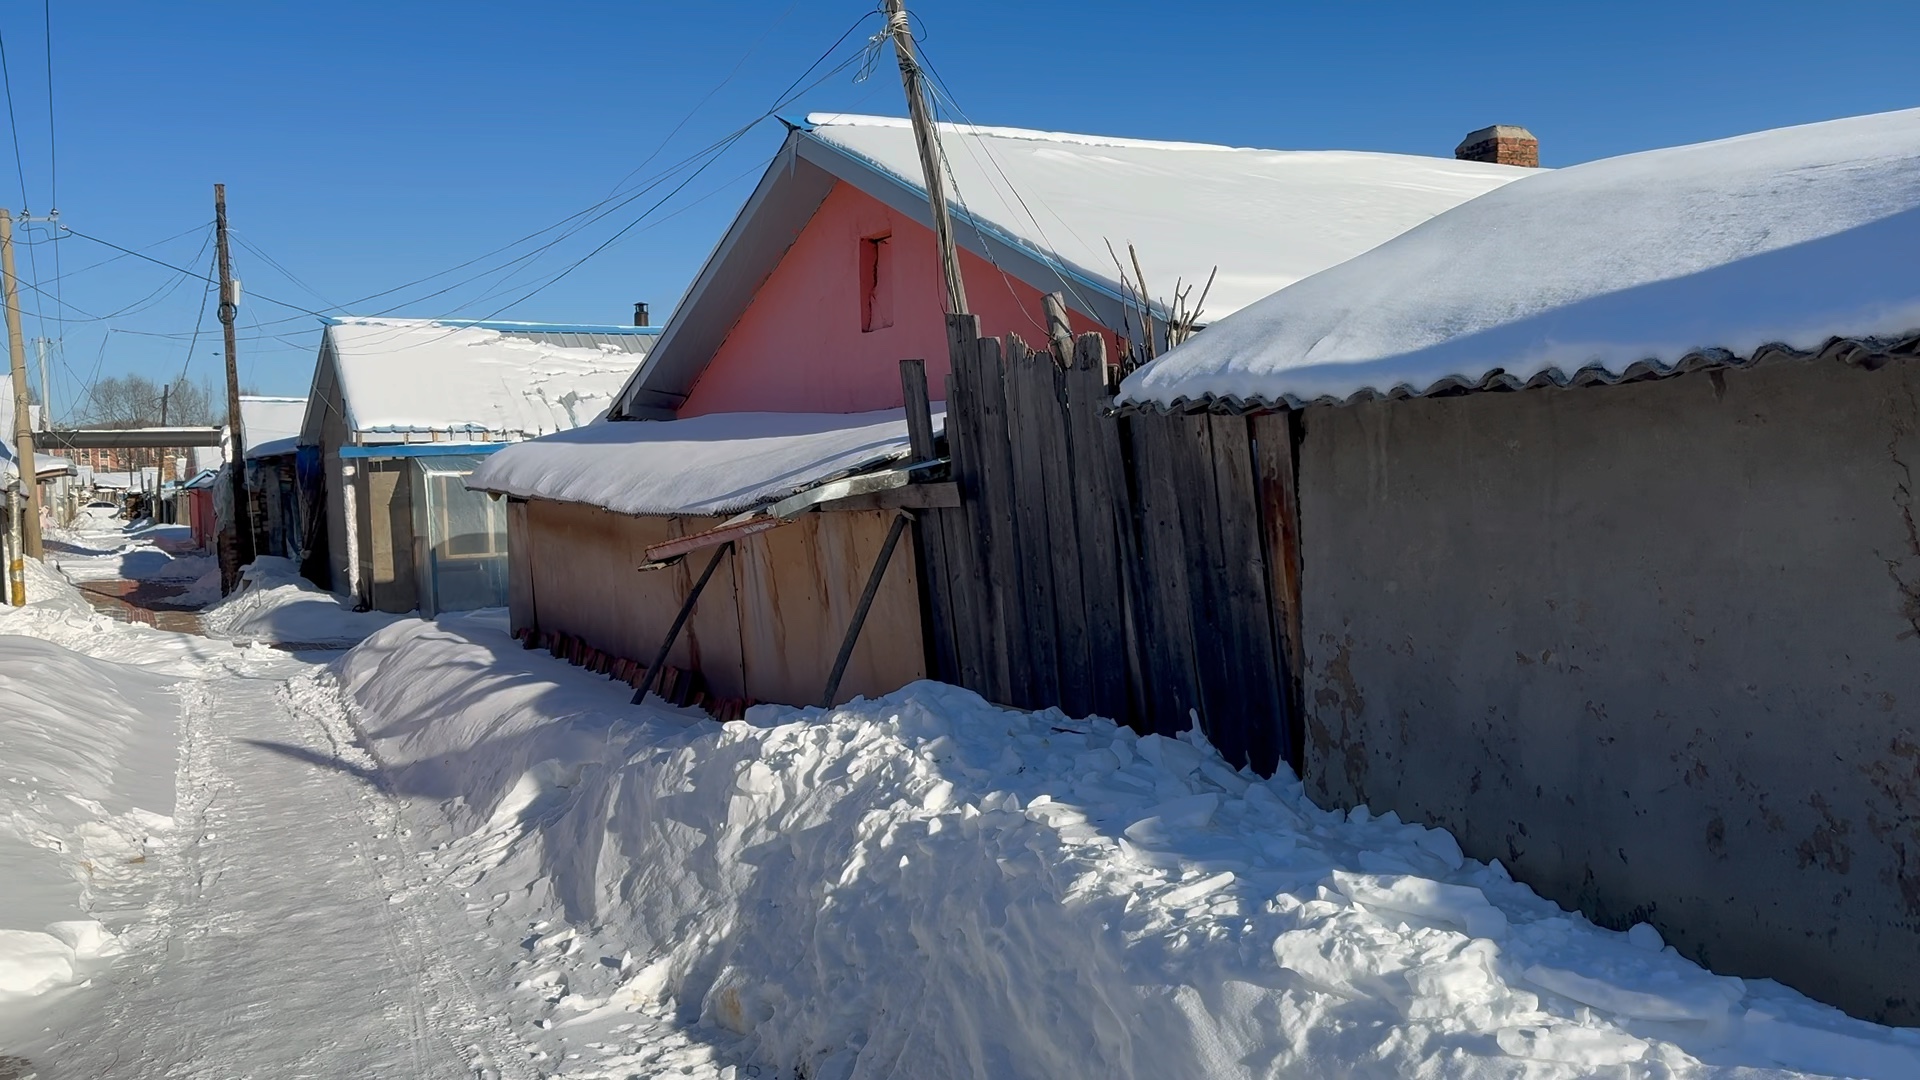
left=317, top=316, right=662, bottom=335
left=339, top=442, right=514, bottom=461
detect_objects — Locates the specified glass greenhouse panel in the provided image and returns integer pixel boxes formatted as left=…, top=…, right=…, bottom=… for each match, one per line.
left=409, top=455, right=507, bottom=616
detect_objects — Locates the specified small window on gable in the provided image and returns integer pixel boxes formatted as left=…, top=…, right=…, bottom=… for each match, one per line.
left=861, top=233, right=894, bottom=333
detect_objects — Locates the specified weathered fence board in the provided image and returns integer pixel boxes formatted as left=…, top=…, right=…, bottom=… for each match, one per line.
left=921, top=307, right=1298, bottom=773
left=1062, top=334, right=1133, bottom=724
left=1000, top=332, right=1064, bottom=707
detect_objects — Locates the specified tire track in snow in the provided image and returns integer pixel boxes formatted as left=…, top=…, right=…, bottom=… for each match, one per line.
left=38, top=660, right=529, bottom=1079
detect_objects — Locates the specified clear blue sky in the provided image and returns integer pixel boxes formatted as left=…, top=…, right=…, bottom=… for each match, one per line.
left=6, top=0, right=1916, bottom=420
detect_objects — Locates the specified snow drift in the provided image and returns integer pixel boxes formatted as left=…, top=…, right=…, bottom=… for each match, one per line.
left=201, top=557, right=402, bottom=647
left=331, top=615, right=1920, bottom=1079
left=0, top=625, right=179, bottom=1002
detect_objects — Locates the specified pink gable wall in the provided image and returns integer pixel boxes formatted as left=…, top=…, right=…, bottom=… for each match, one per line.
left=678, top=182, right=1115, bottom=417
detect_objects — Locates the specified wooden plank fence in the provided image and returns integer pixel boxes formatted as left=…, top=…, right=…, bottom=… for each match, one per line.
left=918, top=312, right=1299, bottom=775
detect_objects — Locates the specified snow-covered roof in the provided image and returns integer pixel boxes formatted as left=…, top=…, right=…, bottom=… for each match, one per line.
left=238, top=395, right=307, bottom=459
left=808, top=113, right=1530, bottom=319
left=309, top=318, right=659, bottom=442
left=611, top=115, right=1530, bottom=419
left=466, top=408, right=943, bottom=517
left=1120, top=108, right=1920, bottom=412
left=0, top=380, right=72, bottom=482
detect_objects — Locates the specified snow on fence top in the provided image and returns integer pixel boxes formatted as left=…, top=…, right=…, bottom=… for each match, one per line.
left=322, top=318, right=649, bottom=439
left=465, top=407, right=944, bottom=518
left=806, top=112, right=1532, bottom=320
left=1119, top=107, right=1920, bottom=411
left=237, top=395, right=308, bottom=459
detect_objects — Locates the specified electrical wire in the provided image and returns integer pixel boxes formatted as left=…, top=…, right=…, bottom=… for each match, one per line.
left=232, top=6, right=886, bottom=342
left=42, top=0, right=61, bottom=348
left=61, top=227, right=331, bottom=319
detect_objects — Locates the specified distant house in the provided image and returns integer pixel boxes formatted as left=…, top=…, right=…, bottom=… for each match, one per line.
left=226, top=394, right=309, bottom=562
left=182, top=469, right=219, bottom=550
left=297, top=317, right=655, bottom=614
left=470, top=114, right=1532, bottom=711
left=0, top=378, right=76, bottom=531
left=1117, top=108, right=1920, bottom=1024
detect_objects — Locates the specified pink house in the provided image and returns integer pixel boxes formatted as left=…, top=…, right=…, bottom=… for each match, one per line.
left=473, top=113, right=1532, bottom=713
left=610, top=113, right=1528, bottom=420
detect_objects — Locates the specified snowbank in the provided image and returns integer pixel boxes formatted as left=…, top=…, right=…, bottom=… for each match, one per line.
left=0, top=635, right=177, bottom=1003
left=1120, top=107, right=1920, bottom=410
left=201, top=557, right=402, bottom=647
left=467, top=407, right=944, bottom=516
left=331, top=616, right=1920, bottom=1079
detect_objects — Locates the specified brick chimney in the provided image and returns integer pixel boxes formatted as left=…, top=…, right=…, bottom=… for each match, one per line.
left=1455, top=125, right=1539, bottom=168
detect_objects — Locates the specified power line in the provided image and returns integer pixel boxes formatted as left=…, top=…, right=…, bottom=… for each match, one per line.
left=0, top=29, right=29, bottom=209
left=43, top=0, right=63, bottom=349
left=61, top=226, right=331, bottom=319
left=236, top=7, right=885, bottom=341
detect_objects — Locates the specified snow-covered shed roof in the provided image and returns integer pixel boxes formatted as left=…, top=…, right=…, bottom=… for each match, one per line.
left=0, top=380, right=72, bottom=482
left=612, top=113, right=1529, bottom=418
left=304, top=318, right=659, bottom=443
left=238, top=394, right=308, bottom=459
left=466, top=408, right=943, bottom=518
left=1119, top=108, right=1920, bottom=412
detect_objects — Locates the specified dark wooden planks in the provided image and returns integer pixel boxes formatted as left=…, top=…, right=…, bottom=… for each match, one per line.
left=1250, top=410, right=1306, bottom=770
left=899, top=358, right=957, bottom=685
left=1125, top=412, right=1205, bottom=739
left=1204, top=414, right=1287, bottom=775
left=937, top=316, right=996, bottom=697
left=999, top=333, right=1065, bottom=709
left=968, top=333, right=1034, bottom=706
left=1062, top=334, right=1133, bottom=724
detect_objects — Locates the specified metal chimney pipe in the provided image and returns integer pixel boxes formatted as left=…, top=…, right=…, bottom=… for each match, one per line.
left=633, top=302, right=650, bottom=327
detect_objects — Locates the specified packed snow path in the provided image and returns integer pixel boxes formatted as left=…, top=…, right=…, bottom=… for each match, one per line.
left=39, top=655, right=523, bottom=1078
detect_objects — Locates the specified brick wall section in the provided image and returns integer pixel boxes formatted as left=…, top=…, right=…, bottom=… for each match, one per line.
left=1456, top=135, right=1539, bottom=168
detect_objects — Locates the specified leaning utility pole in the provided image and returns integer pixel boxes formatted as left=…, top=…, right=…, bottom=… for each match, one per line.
left=214, top=184, right=253, bottom=592
left=1, top=210, right=43, bottom=558
left=882, top=0, right=968, bottom=317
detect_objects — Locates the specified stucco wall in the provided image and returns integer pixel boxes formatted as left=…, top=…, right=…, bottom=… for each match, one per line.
left=1297, top=357, right=1920, bottom=1023
left=677, top=182, right=1114, bottom=417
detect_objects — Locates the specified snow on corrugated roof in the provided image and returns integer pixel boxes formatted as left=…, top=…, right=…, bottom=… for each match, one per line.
left=1119, top=108, right=1920, bottom=411
left=466, top=408, right=943, bottom=517
left=238, top=395, right=307, bottom=459
left=324, top=318, right=649, bottom=438
left=805, top=113, right=1532, bottom=320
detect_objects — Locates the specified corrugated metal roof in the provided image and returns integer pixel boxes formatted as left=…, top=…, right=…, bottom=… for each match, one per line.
left=1119, top=335, right=1920, bottom=415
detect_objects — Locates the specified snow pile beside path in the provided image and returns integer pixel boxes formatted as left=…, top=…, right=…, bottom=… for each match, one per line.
left=202, top=557, right=402, bottom=647
left=0, top=635, right=178, bottom=1002
left=0, top=558, right=231, bottom=674
left=334, top=617, right=1920, bottom=1080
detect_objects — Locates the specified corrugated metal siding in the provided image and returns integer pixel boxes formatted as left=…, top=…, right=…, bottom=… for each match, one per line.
left=499, top=330, right=656, bottom=357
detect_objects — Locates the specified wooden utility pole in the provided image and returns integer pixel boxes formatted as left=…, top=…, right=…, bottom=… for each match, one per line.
left=215, top=184, right=253, bottom=592
left=1, top=210, right=43, bottom=558
left=882, top=0, right=968, bottom=317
